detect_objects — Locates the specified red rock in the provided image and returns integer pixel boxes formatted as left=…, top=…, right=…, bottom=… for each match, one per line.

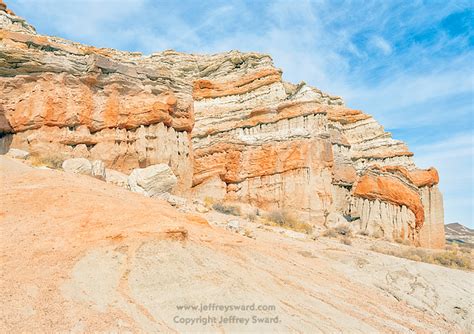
left=378, top=165, right=439, bottom=187
left=354, top=173, right=424, bottom=228
left=0, top=6, right=446, bottom=247
left=193, top=69, right=281, bottom=100
left=326, top=107, right=371, bottom=124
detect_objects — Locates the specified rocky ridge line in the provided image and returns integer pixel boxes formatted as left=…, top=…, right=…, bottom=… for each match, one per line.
left=0, top=1, right=444, bottom=248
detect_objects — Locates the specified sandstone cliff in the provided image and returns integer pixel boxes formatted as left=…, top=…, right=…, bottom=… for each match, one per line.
left=0, top=2, right=444, bottom=248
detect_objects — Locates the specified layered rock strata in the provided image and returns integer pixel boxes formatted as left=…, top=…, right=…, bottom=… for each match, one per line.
left=0, top=2, right=445, bottom=247
left=326, top=108, right=444, bottom=247
left=0, top=4, right=194, bottom=192
left=191, top=67, right=340, bottom=222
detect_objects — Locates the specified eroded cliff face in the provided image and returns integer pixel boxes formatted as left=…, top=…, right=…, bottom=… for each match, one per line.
left=0, top=2, right=195, bottom=192
left=191, top=62, right=340, bottom=222
left=0, top=2, right=444, bottom=248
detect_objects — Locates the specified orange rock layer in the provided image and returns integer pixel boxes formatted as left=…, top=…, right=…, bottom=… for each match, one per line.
left=326, top=107, right=371, bottom=124
left=354, top=173, right=425, bottom=228
left=241, top=101, right=327, bottom=129
left=332, top=164, right=357, bottom=184
left=193, top=69, right=281, bottom=100
left=193, top=139, right=333, bottom=186
left=374, top=165, right=439, bottom=188
left=1, top=73, right=193, bottom=134
left=0, top=0, right=14, bottom=15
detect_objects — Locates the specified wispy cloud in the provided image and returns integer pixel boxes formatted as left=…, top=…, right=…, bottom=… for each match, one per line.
left=370, top=36, right=393, bottom=55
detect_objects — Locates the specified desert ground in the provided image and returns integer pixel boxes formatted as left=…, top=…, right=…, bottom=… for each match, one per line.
left=1, top=156, right=472, bottom=333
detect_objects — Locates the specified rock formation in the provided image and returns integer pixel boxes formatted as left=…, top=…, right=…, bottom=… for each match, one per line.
left=0, top=1, right=445, bottom=248
left=128, top=163, right=177, bottom=197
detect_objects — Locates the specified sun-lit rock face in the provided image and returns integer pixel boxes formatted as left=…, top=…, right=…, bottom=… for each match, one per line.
left=325, top=105, right=443, bottom=248
left=0, top=6, right=196, bottom=192
left=189, top=54, right=443, bottom=247
left=190, top=62, right=341, bottom=221
left=0, top=2, right=445, bottom=247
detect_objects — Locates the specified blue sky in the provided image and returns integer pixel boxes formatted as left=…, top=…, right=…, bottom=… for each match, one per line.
left=7, top=0, right=474, bottom=227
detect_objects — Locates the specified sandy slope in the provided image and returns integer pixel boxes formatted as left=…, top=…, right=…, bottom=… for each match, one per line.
left=0, top=156, right=472, bottom=333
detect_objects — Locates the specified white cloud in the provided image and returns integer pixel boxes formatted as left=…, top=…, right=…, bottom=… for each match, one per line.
left=341, top=57, right=474, bottom=128
left=370, top=36, right=392, bottom=55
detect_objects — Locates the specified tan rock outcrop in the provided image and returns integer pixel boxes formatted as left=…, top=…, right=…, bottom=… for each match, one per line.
left=128, top=164, right=177, bottom=197
left=91, top=160, right=106, bottom=180
left=354, top=173, right=424, bottom=227
left=0, top=4, right=445, bottom=247
left=5, top=147, right=28, bottom=159
left=0, top=13, right=195, bottom=192
left=62, top=158, right=92, bottom=176
left=326, top=104, right=443, bottom=247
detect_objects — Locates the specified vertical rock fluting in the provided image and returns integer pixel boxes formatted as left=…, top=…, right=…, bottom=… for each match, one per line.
left=419, top=185, right=445, bottom=248
left=0, top=2, right=445, bottom=247
left=326, top=106, right=444, bottom=247
left=190, top=59, right=342, bottom=222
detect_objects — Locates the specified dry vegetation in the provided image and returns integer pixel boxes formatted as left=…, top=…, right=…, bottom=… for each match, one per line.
left=212, top=202, right=241, bottom=216
left=246, top=211, right=258, bottom=222
left=323, top=223, right=352, bottom=237
left=371, top=230, right=383, bottom=239
left=243, top=228, right=255, bottom=239
left=394, top=237, right=411, bottom=246
left=203, top=196, right=214, bottom=208
left=371, top=244, right=473, bottom=271
left=323, top=224, right=354, bottom=245
left=265, top=210, right=313, bottom=234
left=28, top=153, right=64, bottom=169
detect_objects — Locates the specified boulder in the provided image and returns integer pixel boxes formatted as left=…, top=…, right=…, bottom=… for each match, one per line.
left=128, top=164, right=177, bottom=197
left=62, top=158, right=92, bottom=175
left=105, top=169, right=129, bottom=189
left=326, top=212, right=356, bottom=233
left=6, top=148, right=29, bottom=159
left=91, top=160, right=106, bottom=180
left=166, top=194, right=187, bottom=207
